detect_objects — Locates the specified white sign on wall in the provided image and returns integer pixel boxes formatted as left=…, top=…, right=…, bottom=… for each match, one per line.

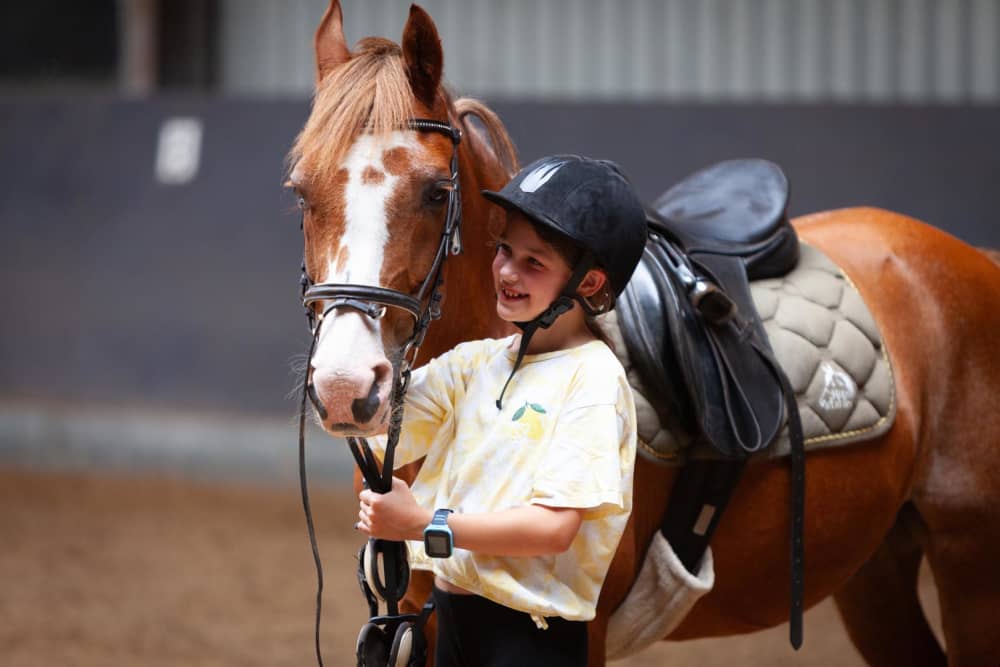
left=155, top=117, right=203, bottom=185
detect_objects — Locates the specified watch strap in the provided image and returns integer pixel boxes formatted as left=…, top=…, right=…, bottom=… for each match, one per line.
left=430, top=508, right=453, bottom=526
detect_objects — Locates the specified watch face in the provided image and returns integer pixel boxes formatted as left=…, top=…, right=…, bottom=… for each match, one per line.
left=426, top=532, right=450, bottom=556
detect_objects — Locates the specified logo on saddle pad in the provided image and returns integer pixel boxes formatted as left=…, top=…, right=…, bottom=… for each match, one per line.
left=818, top=361, right=857, bottom=412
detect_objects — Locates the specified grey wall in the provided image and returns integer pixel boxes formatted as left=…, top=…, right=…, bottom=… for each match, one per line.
left=1, top=98, right=997, bottom=416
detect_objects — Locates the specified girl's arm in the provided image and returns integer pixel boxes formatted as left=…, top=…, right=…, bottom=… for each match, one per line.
left=359, top=477, right=585, bottom=557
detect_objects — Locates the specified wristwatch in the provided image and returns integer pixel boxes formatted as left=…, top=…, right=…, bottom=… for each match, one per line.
left=423, top=508, right=454, bottom=558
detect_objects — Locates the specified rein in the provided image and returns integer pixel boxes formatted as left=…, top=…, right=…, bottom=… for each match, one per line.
left=296, top=118, right=463, bottom=667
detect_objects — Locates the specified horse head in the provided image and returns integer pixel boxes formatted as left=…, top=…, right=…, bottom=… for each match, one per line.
left=288, top=1, right=516, bottom=437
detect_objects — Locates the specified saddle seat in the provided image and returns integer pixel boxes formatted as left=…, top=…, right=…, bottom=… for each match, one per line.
left=650, top=158, right=798, bottom=279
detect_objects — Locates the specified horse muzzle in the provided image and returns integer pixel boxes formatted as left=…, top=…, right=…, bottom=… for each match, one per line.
left=309, top=361, right=393, bottom=433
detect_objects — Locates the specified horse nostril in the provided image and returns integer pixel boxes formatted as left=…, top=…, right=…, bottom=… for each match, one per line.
left=373, top=360, right=392, bottom=387
left=307, top=382, right=328, bottom=420
left=351, top=378, right=381, bottom=423
left=350, top=361, right=392, bottom=424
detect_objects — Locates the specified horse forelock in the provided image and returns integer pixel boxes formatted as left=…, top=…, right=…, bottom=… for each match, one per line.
left=289, top=37, right=415, bottom=187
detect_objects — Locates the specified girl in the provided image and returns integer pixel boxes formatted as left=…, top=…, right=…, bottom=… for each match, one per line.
left=358, top=155, right=648, bottom=666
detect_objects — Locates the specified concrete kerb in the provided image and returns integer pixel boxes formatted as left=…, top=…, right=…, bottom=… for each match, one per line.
left=0, top=400, right=357, bottom=485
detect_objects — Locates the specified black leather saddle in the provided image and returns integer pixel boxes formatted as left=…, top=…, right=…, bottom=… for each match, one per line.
left=618, top=158, right=799, bottom=459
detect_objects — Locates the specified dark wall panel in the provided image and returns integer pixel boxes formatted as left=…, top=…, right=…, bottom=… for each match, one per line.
left=0, top=98, right=308, bottom=415
left=1, top=98, right=997, bottom=415
left=492, top=102, right=1000, bottom=248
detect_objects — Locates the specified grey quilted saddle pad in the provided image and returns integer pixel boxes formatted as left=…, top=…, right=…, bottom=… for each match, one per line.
left=602, top=242, right=896, bottom=464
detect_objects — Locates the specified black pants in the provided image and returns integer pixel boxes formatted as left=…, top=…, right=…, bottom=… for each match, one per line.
left=432, top=586, right=588, bottom=667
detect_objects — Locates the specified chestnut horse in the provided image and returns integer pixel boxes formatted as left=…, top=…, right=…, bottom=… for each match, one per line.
left=288, top=3, right=1000, bottom=665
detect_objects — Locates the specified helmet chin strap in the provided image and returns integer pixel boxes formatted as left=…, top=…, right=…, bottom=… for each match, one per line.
left=495, top=253, right=595, bottom=409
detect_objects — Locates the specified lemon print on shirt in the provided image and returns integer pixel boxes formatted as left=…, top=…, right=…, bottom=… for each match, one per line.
left=511, top=401, right=547, bottom=440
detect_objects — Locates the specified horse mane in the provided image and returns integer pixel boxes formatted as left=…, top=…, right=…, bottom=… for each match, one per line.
left=289, top=37, right=413, bottom=180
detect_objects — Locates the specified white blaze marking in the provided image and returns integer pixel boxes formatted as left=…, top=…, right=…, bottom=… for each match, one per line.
left=313, top=131, right=422, bottom=367
left=331, top=131, right=417, bottom=285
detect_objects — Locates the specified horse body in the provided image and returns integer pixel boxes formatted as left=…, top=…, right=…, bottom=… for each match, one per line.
left=625, top=209, right=1000, bottom=664
left=291, top=3, right=1000, bottom=664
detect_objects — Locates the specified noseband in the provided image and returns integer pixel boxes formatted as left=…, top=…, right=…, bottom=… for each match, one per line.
left=296, top=118, right=463, bottom=667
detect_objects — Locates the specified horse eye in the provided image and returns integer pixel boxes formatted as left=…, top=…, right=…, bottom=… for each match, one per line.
left=297, top=196, right=307, bottom=210
left=426, top=181, right=452, bottom=205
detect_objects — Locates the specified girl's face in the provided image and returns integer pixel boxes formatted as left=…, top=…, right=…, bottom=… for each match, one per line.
left=492, top=215, right=574, bottom=323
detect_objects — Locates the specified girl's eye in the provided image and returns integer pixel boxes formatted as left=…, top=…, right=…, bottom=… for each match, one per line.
left=495, top=243, right=510, bottom=255
left=528, top=257, right=544, bottom=268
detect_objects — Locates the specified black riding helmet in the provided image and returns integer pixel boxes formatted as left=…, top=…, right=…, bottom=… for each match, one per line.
left=482, top=155, right=648, bottom=408
left=483, top=154, right=647, bottom=306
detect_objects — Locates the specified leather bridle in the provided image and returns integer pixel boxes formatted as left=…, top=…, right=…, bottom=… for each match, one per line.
left=299, top=118, right=463, bottom=377
left=296, top=118, right=463, bottom=667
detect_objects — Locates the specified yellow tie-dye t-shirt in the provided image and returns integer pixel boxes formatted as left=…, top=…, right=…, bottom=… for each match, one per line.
left=373, top=335, right=637, bottom=622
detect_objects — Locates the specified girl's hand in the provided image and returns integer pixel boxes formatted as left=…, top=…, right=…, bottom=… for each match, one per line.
left=357, top=477, right=431, bottom=542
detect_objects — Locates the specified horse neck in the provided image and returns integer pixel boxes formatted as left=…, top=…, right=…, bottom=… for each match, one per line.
left=416, top=122, right=515, bottom=363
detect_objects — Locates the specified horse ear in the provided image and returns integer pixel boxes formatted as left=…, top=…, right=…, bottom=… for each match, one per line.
left=401, top=4, right=443, bottom=108
left=314, top=0, right=350, bottom=82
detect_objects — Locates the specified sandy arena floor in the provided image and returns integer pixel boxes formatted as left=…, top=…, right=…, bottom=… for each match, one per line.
left=0, top=467, right=941, bottom=666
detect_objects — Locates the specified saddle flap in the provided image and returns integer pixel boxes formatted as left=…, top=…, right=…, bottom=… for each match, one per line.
left=618, top=231, right=788, bottom=459
left=617, top=238, right=699, bottom=443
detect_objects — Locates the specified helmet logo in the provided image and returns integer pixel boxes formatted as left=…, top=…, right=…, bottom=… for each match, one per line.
left=519, top=159, right=567, bottom=193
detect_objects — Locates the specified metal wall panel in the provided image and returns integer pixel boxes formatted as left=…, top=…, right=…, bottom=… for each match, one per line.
left=219, top=0, right=1000, bottom=103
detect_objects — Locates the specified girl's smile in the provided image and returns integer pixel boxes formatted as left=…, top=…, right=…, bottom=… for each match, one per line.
left=499, top=285, right=528, bottom=300
left=492, top=217, right=572, bottom=322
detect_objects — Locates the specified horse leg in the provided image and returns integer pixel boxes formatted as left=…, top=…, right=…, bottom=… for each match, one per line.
left=402, top=570, right=436, bottom=665
left=909, top=294, right=1000, bottom=665
left=918, top=488, right=1000, bottom=665
left=587, top=615, right=608, bottom=667
left=833, top=503, right=944, bottom=666
left=911, top=351, right=1000, bottom=662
